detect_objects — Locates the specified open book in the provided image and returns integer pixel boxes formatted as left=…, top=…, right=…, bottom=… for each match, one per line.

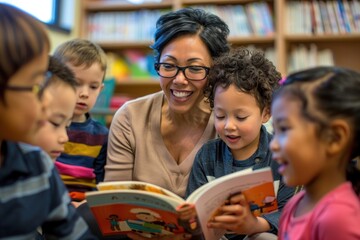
left=85, top=167, right=277, bottom=239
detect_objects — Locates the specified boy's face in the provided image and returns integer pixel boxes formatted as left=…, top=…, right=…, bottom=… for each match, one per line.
left=0, top=49, right=49, bottom=143
left=66, top=63, right=104, bottom=122
left=214, top=84, right=270, bottom=160
left=34, top=80, right=76, bottom=160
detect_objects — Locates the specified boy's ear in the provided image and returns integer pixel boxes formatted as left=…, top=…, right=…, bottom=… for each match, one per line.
left=261, top=107, right=271, bottom=124
left=326, top=119, right=351, bottom=155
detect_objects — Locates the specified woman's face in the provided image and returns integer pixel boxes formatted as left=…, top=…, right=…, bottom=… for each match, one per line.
left=0, top=49, right=50, bottom=143
left=158, top=35, right=212, bottom=114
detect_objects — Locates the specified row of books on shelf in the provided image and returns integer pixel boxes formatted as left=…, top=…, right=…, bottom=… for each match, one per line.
left=287, top=44, right=334, bottom=74
left=286, top=0, right=360, bottom=35
left=191, top=2, right=274, bottom=37
left=86, top=2, right=274, bottom=42
left=87, top=9, right=170, bottom=42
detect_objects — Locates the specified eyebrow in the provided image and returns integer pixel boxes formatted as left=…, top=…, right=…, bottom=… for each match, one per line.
left=272, top=116, right=287, bottom=124
left=161, top=55, right=205, bottom=63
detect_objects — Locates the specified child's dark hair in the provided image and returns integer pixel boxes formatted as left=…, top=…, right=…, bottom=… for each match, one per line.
left=47, top=56, right=77, bottom=91
left=0, top=3, right=50, bottom=102
left=275, top=66, right=360, bottom=194
left=204, top=47, right=281, bottom=111
left=151, top=8, right=230, bottom=62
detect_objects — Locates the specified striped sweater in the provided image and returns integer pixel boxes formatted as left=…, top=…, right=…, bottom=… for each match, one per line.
left=57, top=114, right=108, bottom=201
left=0, top=141, right=96, bottom=239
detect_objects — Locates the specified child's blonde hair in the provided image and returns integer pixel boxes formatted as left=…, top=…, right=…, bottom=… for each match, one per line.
left=53, top=39, right=107, bottom=81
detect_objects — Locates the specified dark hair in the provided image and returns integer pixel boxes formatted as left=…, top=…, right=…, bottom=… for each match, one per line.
left=47, top=56, right=77, bottom=91
left=53, top=39, right=107, bottom=81
left=205, top=47, right=281, bottom=110
left=151, top=8, right=230, bottom=62
left=0, top=3, right=50, bottom=102
left=275, top=66, right=360, bottom=194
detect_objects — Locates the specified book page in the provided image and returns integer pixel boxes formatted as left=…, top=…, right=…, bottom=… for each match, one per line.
left=86, top=189, right=185, bottom=238
left=97, top=181, right=184, bottom=202
left=187, top=167, right=276, bottom=240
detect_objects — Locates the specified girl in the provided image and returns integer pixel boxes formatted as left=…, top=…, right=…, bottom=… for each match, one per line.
left=270, top=66, right=360, bottom=240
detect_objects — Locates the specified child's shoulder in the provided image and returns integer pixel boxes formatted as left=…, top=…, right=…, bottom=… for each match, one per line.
left=201, top=137, right=226, bottom=150
left=7, top=142, right=54, bottom=175
left=88, top=117, right=109, bottom=132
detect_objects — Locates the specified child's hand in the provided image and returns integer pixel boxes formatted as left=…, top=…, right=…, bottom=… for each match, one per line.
left=207, top=193, right=267, bottom=235
left=177, top=203, right=197, bottom=222
left=127, top=232, right=191, bottom=240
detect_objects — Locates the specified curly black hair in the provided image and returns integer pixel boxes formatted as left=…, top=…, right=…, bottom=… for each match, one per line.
left=204, top=47, right=282, bottom=111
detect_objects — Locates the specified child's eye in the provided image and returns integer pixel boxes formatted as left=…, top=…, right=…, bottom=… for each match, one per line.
left=215, top=115, right=225, bottom=119
left=91, top=85, right=100, bottom=90
left=49, top=121, right=60, bottom=128
left=274, top=125, right=289, bottom=134
left=236, top=116, right=247, bottom=121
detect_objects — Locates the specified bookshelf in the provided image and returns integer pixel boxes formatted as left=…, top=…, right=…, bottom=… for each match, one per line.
left=80, top=0, right=360, bottom=99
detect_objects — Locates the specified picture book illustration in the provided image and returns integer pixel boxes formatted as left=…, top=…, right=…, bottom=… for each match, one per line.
left=86, top=167, right=277, bottom=239
left=88, top=194, right=185, bottom=238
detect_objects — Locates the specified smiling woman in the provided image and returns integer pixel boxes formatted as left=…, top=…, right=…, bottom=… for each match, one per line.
left=104, top=8, right=230, bottom=198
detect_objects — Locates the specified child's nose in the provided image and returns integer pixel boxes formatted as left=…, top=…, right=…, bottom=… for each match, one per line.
left=79, top=87, right=89, bottom=97
left=224, top=119, right=236, bottom=130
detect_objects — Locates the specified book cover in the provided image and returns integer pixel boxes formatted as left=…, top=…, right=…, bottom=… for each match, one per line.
left=85, top=167, right=277, bottom=239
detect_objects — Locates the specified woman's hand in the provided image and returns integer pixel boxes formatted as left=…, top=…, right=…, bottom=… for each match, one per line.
left=207, top=193, right=270, bottom=235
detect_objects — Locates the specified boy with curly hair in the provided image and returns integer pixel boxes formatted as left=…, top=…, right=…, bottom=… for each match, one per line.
left=184, top=47, right=295, bottom=240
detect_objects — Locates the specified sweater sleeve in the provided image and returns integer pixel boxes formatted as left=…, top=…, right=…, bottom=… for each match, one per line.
left=94, top=137, right=108, bottom=183
left=42, top=155, right=96, bottom=239
left=105, top=103, right=135, bottom=182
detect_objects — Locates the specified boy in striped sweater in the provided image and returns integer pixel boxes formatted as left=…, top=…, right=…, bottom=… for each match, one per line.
left=54, top=39, right=109, bottom=206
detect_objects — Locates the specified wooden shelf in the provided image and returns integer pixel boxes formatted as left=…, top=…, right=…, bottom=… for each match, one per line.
left=97, top=41, right=154, bottom=50
left=80, top=0, right=360, bottom=96
left=285, top=34, right=360, bottom=42
left=84, top=0, right=173, bottom=11
left=114, top=80, right=161, bottom=99
left=182, top=0, right=271, bottom=4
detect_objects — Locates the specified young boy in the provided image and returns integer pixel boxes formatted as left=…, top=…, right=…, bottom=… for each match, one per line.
left=53, top=39, right=109, bottom=204
left=0, top=3, right=95, bottom=238
left=183, top=47, right=295, bottom=240
left=33, top=56, right=77, bottom=161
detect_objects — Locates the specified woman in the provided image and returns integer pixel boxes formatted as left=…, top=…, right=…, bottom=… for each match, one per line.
left=104, top=8, right=230, bottom=198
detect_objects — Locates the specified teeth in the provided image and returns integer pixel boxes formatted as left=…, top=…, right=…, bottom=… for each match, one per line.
left=173, top=90, right=191, bottom=98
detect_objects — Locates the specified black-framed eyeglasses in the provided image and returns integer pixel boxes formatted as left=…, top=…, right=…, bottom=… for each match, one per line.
left=5, top=71, right=52, bottom=100
left=154, top=63, right=210, bottom=81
